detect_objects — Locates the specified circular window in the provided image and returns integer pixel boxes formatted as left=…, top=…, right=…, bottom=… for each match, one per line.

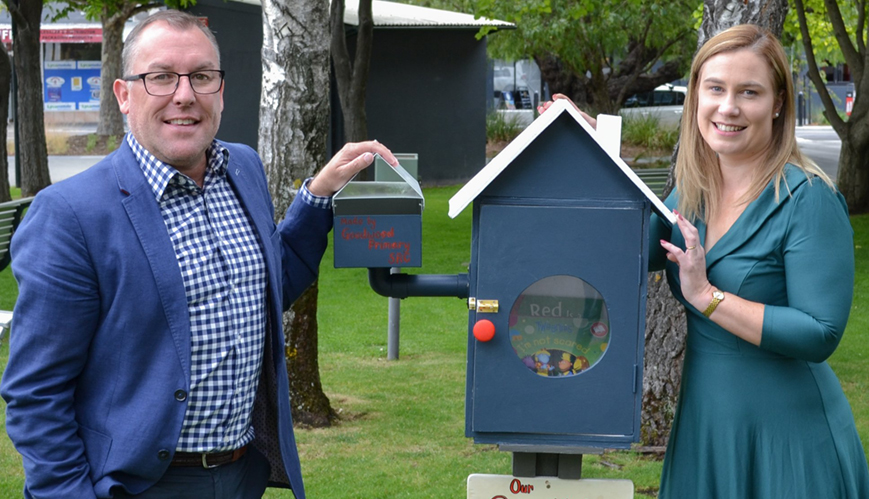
left=509, top=275, right=610, bottom=378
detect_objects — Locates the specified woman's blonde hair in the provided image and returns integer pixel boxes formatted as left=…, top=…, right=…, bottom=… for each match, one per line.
left=674, top=24, right=832, bottom=221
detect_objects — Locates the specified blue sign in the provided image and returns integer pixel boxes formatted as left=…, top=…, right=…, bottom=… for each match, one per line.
left=43, top=60, right=102, bottom=111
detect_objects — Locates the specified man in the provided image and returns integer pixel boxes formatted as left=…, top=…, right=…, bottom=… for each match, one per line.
left=0, top=9, right=396, bottom=499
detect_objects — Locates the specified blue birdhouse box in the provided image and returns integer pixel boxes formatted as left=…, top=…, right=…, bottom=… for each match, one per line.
left=449, top=100, right=675, bottom=450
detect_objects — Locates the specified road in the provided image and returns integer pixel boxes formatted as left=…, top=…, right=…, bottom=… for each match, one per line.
left=796, top=126, right=841, bottom=181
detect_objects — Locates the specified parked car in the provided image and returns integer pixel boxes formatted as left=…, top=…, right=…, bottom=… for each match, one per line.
left=620, top=83, right=687, bottom=128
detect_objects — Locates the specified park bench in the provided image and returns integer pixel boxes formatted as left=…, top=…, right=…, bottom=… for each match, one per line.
left=0, top=196, right=34, bottom=339
left=632, top=167, right=670, bottom=198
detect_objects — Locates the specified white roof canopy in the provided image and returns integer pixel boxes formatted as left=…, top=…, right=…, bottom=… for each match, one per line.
left=448, top=99, right=676, bottom=225
left=232, top=0, right=513, bottom=28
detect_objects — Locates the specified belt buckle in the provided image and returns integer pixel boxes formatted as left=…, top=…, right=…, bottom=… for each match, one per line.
left=202, top=453, right=219, bottom=469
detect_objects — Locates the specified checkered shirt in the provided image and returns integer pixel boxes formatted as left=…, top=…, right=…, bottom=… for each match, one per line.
left=126, top=133, right=329, bottom=452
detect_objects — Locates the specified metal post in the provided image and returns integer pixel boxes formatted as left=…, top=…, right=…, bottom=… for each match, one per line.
left=797, top=92, right=805, bottom=126
left=10, top=26, right=20, bottom=188
left=387, top=267, right=400, bottom=360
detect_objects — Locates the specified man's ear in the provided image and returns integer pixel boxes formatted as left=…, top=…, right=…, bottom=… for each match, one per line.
left=113, top=79, right=131, bottom=115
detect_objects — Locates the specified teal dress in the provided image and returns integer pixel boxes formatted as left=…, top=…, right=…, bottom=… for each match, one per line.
left=650, top=165, right=869, bottom=498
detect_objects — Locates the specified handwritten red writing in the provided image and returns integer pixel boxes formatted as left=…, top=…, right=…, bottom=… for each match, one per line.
left=510, top=479, right=534, bottom=494
left=339, top=216, right=376, bottom=229
left=340, top=227, right=394, bottom=240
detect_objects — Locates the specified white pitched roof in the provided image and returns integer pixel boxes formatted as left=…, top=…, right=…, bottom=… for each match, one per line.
left=231, top=0, right=514, bottom=28
left=448, top=99, right=676, bottom=224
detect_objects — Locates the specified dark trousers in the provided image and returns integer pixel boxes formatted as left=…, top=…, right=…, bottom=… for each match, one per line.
left=113, top=447, right=271, bottom=499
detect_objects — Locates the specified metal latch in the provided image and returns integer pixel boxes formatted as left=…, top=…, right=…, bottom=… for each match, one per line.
left=469, top=298, right=499, bottom=313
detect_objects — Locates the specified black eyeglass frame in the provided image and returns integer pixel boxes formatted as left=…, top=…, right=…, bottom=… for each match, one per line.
left=122, top=70, right=226, bottom=96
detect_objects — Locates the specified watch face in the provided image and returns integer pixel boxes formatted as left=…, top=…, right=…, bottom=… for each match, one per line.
left=713, top=290, right=724, bottom=300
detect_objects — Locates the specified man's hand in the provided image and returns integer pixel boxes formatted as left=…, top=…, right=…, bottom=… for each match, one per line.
left=308, top=141, right=399, bottom=197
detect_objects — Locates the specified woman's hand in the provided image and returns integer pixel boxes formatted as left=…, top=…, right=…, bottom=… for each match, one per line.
left=537, top=93, right=597, bottom=129
left=659, top=210, right=715, bottom=311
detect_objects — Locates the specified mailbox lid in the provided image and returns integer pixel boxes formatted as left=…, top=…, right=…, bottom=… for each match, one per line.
left=333, top=181, right=423, bottom=216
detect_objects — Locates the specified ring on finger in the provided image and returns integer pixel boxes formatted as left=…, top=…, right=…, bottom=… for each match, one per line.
left=686, top=245, right=697, bottom=251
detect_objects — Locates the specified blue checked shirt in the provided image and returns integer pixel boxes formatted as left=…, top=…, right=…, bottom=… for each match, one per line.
left=127, top=133, right=330, bottom=452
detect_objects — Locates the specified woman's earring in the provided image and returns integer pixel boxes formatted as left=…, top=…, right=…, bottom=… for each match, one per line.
left=774, top=112, right=780, bottom=118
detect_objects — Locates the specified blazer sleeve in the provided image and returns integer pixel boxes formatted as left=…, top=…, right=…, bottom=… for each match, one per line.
left=0, top=191, right=101, bottom=499
left=760, top=182, right=854, bottom=363
left=275, top=187, right=334, bottom=311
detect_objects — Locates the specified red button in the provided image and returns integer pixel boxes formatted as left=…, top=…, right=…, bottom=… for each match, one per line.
left=473, top=320, right=496, bottom=342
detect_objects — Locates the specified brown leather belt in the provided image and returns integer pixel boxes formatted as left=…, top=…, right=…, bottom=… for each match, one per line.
left=170, top=445, right=248, bottom=468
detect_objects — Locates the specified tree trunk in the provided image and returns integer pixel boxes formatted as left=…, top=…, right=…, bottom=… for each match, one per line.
left=640, top=0, right=789, bottom=447
left=794, top=0, right=869, bottom=213
left=698, top=0, right=788, bottom=46
left=331, top=0, right=372, bottom=144
left=260, top=0, right=337, bottom=427
left=8, top=0, right=50, bottom=196
left=836, top=132, right=869, bottom=212
left=0, top=49, right=11, bottom=202
left=96, top=11, right=127, bottom=137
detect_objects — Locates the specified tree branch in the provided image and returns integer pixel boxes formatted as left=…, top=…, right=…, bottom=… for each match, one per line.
left=330, top=0, right=352, bottom=109
left=794, top=0, right=846, bottom=134
left=351, top=0, right=373, bottom=109
left=857, top=0, right=866, bottom=56
left=823, top=0, right=862, bottom=83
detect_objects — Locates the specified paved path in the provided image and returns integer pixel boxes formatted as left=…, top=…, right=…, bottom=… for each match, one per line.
left=8, top=155, right=105, bottom=186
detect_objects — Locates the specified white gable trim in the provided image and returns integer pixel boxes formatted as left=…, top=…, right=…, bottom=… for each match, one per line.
left=447, top=99, right=676, bottom=225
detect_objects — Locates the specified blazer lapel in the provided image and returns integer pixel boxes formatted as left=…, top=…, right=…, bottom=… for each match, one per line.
left=111, top=142, right=192, bottom=377
left=223, top=150, right=280, bottom=290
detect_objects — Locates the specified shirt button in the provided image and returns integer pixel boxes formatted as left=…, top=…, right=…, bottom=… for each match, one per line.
left=158, top=449, right=171, bottom=461
left=174, top=390, right=187, bottom=402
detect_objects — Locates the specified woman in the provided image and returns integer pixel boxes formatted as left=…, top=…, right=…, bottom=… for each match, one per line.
left=542, top=25, right=869, bottom=497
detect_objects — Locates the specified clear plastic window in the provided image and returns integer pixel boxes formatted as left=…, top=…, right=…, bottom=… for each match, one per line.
left=509, top=275, right=610, bottom=377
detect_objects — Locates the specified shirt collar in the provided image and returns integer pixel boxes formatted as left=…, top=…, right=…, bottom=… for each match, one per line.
left=126, top=132, right=229, bottom=200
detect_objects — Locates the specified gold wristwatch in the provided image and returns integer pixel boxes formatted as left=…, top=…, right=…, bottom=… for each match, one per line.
left=702, top=289, right=725, bottom=318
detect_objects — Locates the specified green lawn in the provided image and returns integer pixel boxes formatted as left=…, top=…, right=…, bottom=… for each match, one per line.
left=1, top=185, right=867, bottom=498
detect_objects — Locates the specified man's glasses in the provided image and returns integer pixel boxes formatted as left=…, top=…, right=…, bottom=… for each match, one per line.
left=122, top=70, right=225, bottom=96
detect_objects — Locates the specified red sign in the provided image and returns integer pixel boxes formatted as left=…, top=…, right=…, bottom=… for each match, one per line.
left=846, top=92, right=854, bottom=116
left=0, top=27, right=103, bottom=44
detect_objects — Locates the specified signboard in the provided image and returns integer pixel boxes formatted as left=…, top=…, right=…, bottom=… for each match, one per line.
left=846, top=91, right=854, bottom=117
left=0, top=27, right=103, bottom=44
left=43, top=60, right=101, bottom=111
left=467, top=474, right=633, bottom=499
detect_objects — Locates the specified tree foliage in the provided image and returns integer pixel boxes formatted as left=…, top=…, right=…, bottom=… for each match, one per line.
left=472, top=0, right=700, bottom=114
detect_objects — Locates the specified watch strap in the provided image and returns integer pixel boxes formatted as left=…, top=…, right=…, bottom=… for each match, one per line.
left=702, top=290, right=724, bottom=318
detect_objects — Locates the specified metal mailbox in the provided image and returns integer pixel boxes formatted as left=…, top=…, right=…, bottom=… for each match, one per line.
left=333, top=162, right=424, bottom=269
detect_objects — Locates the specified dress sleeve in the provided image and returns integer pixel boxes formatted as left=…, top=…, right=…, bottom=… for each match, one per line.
left=760, top=181, right=854, bottom=363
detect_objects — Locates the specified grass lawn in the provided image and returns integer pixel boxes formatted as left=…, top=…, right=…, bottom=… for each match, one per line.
left=1, top=185, right=867, bottom=498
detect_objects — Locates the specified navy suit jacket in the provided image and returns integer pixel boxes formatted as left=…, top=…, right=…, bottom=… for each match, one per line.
left=1, top=140, right=330, bottom=498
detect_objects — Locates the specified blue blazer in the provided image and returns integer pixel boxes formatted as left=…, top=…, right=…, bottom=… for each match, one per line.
left=1, top=140, right=330, bottom=499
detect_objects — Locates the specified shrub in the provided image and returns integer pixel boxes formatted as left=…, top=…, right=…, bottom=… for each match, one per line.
left=486, top=111, right=524, bottom=143
left=621, top=114, right=679, bottom=152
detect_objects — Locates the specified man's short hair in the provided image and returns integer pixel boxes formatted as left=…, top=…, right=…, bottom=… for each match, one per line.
left=122, top=9, right=221, bottom=76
